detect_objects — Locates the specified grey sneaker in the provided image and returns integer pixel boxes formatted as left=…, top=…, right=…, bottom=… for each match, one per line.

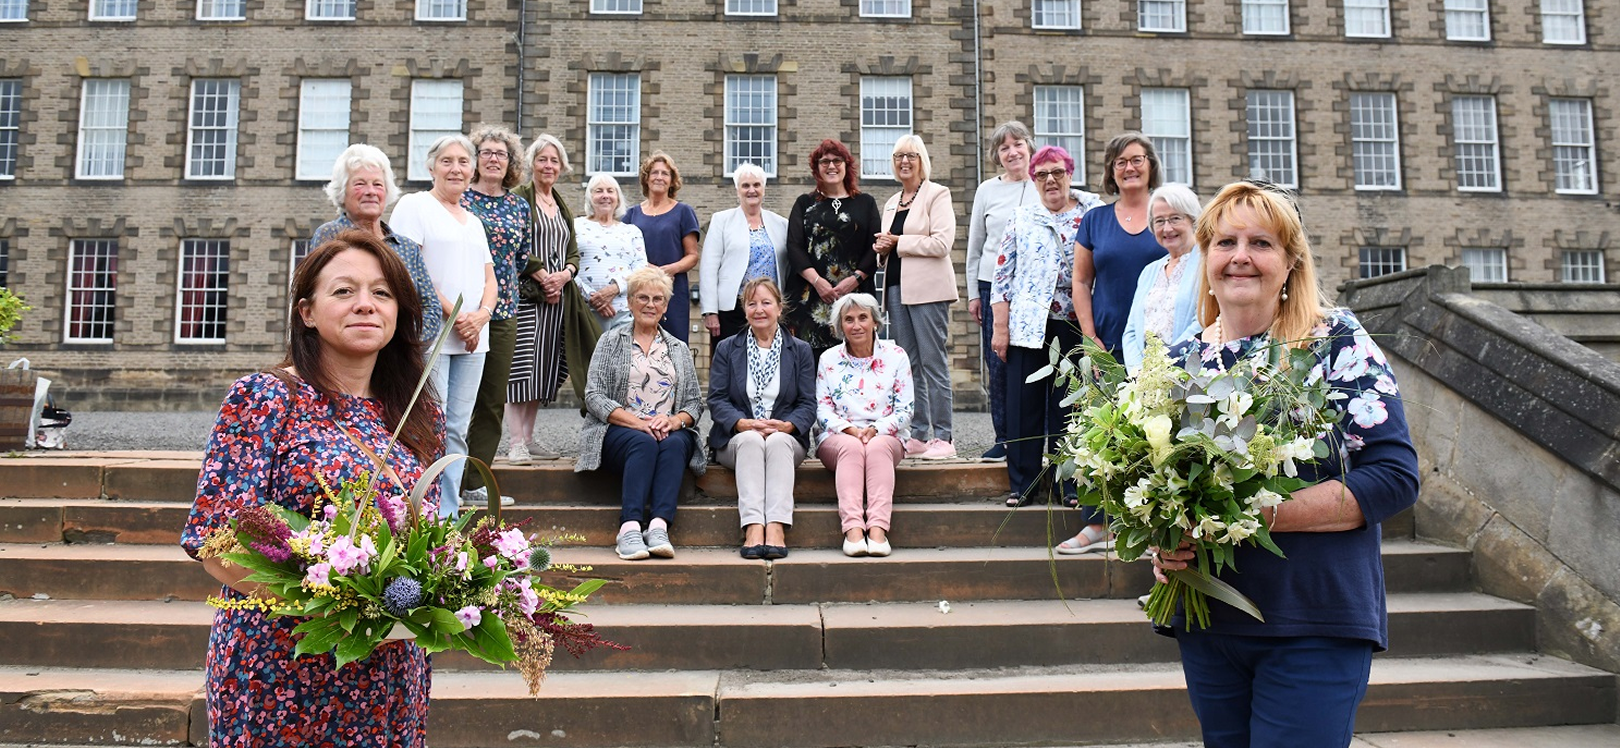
left=643, top=526, right=675, bottom=558
left=460, top=485, right=516, bottom=509
left=615, top=529, right=650, bottom=560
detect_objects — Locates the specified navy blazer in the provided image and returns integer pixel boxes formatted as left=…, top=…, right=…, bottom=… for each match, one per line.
left=707, top=327, right=817, bottom=453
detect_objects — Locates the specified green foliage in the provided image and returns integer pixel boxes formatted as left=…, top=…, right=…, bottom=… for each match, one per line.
left=0, top=288, right=29, bottom=345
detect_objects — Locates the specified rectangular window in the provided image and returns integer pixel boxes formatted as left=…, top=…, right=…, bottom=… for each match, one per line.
left=859, top=0, right=909, bottom=17
left=1242, top=0, right=1289, bottom=34
left=76, top=79, right=129, bottom=180
left=590, top=0, right=640, bottom=13
left=1561, top=250, right=1605, bottom=283
left=407, top=79, right=463, bottom=182
left=587, top=73, right=640, bottom=176
left=1359, top=247, right=1406, bottom=279
left=1139, top=0, right=1184, bottom=32
left=2, top=0, right=29, bottom=21
left=1350, top=92, right=1401, bottom=190
left=1033, top=85, right=1087, bottom=185
left=416, top=0, right=464, bottom=20
left=1461, top=247, right=1507, bottom=283
left=0, top=80, right=18, bottom=179
left=0, top=239, right=8, bottom=288
left=1541, top=0, right=1586, bottom=44
left=1141, top=87, right=1191, bottom=186
left=89, top=0, right=135, bottom=20
left=66, top=239, right=118, bottom=343
left=1445, top=0, right=1490, bottom=41
left=1246, top=90, right=1297, bottom=188
left=196, top=0, right=243, bottom=19
left=290, top=239, right=312, bottom=283
left=176, top=239, right=230, bottom=344
left=1344, top=0, right=1389, bottom=37
left=1032, top=0, right=1080, bottom=28
left=1549, top=98, right=1598, bottom=195
left=726, top=0, right=775, bottom=14
left=186, top=79, right=239, bottom=180
left=306, top=0, right=354, bottom=20
left=860, top=76, right=912, bottom=180
left=296, top=79, right=351, bottom=181
left=1451, top=95, right=1500, bottom=192
left=725, top=75, right=777, bottom=177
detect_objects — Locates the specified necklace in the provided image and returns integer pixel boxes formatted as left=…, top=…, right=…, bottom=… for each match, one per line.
left=816, top=189, right=845, bottom=213
left=897, top=188, right=918, bottom=209
left=1210, top=316, right=1225, bottom=345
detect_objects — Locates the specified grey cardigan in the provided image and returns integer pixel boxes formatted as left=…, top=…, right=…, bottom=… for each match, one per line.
left=575, top=323, right=708, bottom=474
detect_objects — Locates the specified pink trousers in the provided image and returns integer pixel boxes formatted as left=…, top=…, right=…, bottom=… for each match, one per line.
left=816, top=433, right=904, bottom=533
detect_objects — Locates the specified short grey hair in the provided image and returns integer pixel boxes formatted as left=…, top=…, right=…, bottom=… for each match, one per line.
left=1148, top=183, right=1202, bottom=225
left=583, top=173, right=625, bottom=219
left=323, top=144, right=401, bottom=211
left=829, top=293, right=882, bottom=340
left=891, top=134, right=932, bottom=182
left=524, top=133, right=572, bottom=179
left=425, top=134, right=476, bottom=177
left=732, top=162, right=768, bottom=188
left=988, top=120, right=1033, bottom=167
left=625, top=265, right=673, bottom=300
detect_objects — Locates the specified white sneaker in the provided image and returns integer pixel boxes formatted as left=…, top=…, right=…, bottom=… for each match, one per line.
left=507, top=442, right=532, bottom=465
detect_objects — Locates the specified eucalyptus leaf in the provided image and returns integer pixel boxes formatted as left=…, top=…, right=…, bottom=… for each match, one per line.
left=1026, top=365, right=1055, bottom=383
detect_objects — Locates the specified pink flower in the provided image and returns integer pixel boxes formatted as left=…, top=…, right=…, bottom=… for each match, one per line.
left=493, top=528, right=529, bottom=562
left=483, top=555, right=500, bottom=569
left=323, top=505, right=338, bottom=520
left=327, top=535, right=376, bottom=575
left=304, top=562, right=332, bottom=588
left=456, top=550, right=469, bottom=574
left=514, top=578, right=540, bottom=617
left=455, top=605, right=482, bottom=630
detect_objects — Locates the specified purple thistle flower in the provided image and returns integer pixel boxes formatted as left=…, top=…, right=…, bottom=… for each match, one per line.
left=376, top=494, right=402, bottom=533
left=248, top=539, right=293, bottom=564
left=381, top=577, right=424, bottom=616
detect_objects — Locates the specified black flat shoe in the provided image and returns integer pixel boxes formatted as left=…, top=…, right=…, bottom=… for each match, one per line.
left=740, top=545, right=765, bottom=560
left=1063, top=496, right=1080, bottom=508
left=763, top=545, right=789, bottom=560
left=1006, top=493, right=1033, bottom=508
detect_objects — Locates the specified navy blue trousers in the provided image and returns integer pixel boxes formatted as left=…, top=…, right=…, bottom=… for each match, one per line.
left=1004, top=319, right=1103, bottom=523
left=601, top=424, right=695, bottom=525
left=976, top=281, right=1007, bottom=444
left=1177, top=631, right=1373, bottom=748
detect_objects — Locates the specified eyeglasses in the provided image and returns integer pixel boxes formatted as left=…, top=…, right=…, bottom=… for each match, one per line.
left=477, top=150, right=509, bottom=162
left=1112, top=155, right=1148, bottom=171
left=892, top=153, right=920, bottom=162
left=1150, top=214, right=1188, bottom=229
left=632, top=294, right=667, bottom=306
left=817, top=158, right=846, bottom=167
left=1031, top=169, right=1069, bottom=183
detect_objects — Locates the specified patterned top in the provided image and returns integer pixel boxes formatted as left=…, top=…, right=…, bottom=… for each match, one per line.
left=461, top=188, right=531, bottom=320
left=990, top=193, right=1104, bottom=349
left=1169, top=308, right=1419, bottom=649
left=783, top=191, right=881, bottom=353
left=181, top=373, right=444, bottom=746
left=1144, top=254, right=1194, bottom=341
left=814, top=339, right=914, bottom=447
left=626, top=333, right=678, bottom=418
left=745, top=327, right=784, bottom=419
left=575, top=218, right=648, bottom=317
left=311, top=215, right=443, bottom=346
left=745, top=226, right=779, bottom=287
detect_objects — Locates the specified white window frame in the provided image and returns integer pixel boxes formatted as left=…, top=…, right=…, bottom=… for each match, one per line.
left=407, top=79, right=464, bottom=182
left=1461, top=247, right=1507, bottom=283
left=724, top=75, right=778, bottom=177
left=1549, top=98, right=1598, bottom=195
left=175, top=239, right=231, bottom=345
left=725, top=0, right=776, bottom=15
left=1444, top=0, right=1491, bottom=42
left=88, top=0, right=135, bottom=21
left=859, top=76, right=913, bottom=180
left=305, top=0, right=354, bottom=21
left=590, top=0, right=641, bottom=14
left=1032, top=0, right=1080, bottom=29
left=415, top=0, right=465, bottom=21
left=1540, top=0, right=1586, bottom=45
left=1451, top=95, right=1501, bottom=193
left=0, top=239, right=10, bottom=288
left=195, top=0, right=243, bottom=20
left=1141, top=87, right=1192, bottom=186
left=1033, top=85, right=1087, bottom=185
left=1246, top=89, right=1298, bottom=188
left=65, top=239, right=118, bottom=344
left=290, top=239, right=313, bottom=284
left=1561, top=250, right=1605, bottom=284
left=1138, top=0, right=1185, bottom=32
left=75, top=79, right=130, bottom=180
left=1, top=0, right=30, bottom=21
left=586, top=72, right=641, bottom=177
left=185, top=79, right=239, bottom=181
left=0, top=79, right=19, bottom=180
left=1344, top=0, right=1390, bottom=38
left=1358, top=247, right=1407, bottom=279
left=296, top=79, right=352, bottom=181
left=1242, top=0, right=1290, bottom=35
left=1350, top=92, right=1401, bottom=191
left=859, top=0, right=909, bottom=18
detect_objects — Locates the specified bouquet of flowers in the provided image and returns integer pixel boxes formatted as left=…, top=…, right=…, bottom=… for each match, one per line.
left=1043, top=333, right=1342, bottom=629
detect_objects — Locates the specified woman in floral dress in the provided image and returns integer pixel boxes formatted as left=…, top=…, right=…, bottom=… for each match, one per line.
left=180, top=232, right=444, bottom=746
left=783, top=139, right=880, bottom=358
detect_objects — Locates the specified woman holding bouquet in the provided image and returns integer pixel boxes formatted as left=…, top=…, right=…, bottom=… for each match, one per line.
left=1151, top=181, right=1419, bottom=748
left=181, top=232, right=443, bottom=746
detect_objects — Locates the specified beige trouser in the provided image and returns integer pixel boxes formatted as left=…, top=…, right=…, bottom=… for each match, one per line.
left=718, top=430, right=806, bottom=527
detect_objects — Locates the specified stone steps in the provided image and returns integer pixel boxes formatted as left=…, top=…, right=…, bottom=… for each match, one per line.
left=0, top=592, right=1535, bottom=673
left=0, top=656, right=1612, bottom=748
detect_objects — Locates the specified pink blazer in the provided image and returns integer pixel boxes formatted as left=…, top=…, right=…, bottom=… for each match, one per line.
left=880, top=180, right=959, bottom=305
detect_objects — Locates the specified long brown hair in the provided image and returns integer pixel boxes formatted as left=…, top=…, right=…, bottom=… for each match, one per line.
left=283, top=230, right=443, bottom=464
left=808, top=139, right=860, bottom=197
left=1194, top=182, right=1329, bottom=348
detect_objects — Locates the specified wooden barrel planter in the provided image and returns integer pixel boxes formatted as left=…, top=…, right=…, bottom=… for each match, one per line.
left=0, top=367, right=38, bottom=450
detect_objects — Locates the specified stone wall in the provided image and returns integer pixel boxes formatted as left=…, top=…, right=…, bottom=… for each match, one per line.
left=1470, top=282, right=1620, bottom=364
left=1340, top=265, right=1620, bottom=675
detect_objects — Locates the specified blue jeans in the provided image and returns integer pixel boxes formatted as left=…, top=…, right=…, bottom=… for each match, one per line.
left=977, top=280, right=1006, bottom=444
left=430, top=351, right=485, bottom=518
left=601, top=424, right=695, bottom=525
left=1177, top=631, right=1373, bottom=748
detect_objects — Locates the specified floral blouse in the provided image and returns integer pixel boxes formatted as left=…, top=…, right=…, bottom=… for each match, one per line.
left=814, top=339, right=914, bottom=447
left=626, top=333, right=678, bottom=418
left=990, top=192, right=1104, bottom=349
left=575, top=218, right=648, bottom=317
left=461, top=189, right=531, bottom=320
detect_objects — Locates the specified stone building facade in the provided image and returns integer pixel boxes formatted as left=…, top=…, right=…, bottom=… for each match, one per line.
left=0, top=0, right=1615, bottom=408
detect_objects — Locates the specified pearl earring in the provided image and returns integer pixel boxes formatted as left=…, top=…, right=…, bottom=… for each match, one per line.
left=1281, top=285, right=1290, bottom=302
left=1208, top=289, right=1215, bottom=296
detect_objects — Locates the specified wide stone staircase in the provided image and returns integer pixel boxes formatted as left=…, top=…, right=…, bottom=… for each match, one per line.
left=0, top=452, right=1615, bottom=747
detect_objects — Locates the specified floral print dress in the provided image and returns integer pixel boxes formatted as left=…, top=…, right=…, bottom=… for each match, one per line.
left=462, top=188, right=531, bottom=321
left=783, top=192, right=881, bottom=355
left=180, top=373, right=444, bottom=746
